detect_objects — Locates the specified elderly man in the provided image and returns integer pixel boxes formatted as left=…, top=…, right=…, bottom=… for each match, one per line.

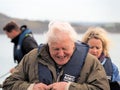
left=3, top=21, right=110, bottom=90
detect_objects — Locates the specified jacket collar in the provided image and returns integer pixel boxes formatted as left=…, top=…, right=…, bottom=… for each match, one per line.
left=37, top=44, right=55, bottom=66
left=11, top=34, right=20, bottom=45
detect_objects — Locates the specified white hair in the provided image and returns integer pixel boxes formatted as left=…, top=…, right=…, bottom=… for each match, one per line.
left=45, top=21, right=78, bottom=44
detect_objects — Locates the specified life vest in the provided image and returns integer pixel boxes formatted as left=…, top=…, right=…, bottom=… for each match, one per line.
left=101, top=57, right=113, bottom=81
left=14, top=29, right=32, bottom=63
left=38, top=41, right=89, bottom=85
left=101, top=57, right=120, bottom=90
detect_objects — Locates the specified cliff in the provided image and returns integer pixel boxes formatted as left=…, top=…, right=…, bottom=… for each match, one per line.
left=0, top=13, right=120, bottom=34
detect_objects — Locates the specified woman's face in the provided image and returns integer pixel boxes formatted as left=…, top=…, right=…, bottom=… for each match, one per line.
left=87, top=38, right=103, bottom=58
left=49, top=36, right=75, bottom=66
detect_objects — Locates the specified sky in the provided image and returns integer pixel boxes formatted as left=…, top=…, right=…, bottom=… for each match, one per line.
left=0, top=0, right=120, bottom=23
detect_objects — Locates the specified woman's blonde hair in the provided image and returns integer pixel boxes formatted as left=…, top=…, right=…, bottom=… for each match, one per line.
left=82, top=27, right=110, bottom=57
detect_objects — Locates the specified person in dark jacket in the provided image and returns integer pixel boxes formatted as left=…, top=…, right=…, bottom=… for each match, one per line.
left=81, top=27, right=120, bottom=90
left=2, top=21, right=110, bottom=90
left=3, top=21, right=38, bottom=73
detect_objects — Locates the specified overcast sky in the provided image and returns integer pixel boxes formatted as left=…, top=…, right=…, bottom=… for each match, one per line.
left=0, top=0, right=120, bottom=22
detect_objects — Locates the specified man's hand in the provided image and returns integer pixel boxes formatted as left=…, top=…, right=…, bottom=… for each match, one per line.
left=10, top=67, right=16, bottom=74
left=48, top=82, right=68, bottom=90
left=33, top=83, right=49, bottom=90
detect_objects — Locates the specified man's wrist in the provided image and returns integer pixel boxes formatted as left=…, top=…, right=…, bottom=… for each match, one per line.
left=27, top=83, right=35, bottom=90
left=65, top=82, right=72, bottom=90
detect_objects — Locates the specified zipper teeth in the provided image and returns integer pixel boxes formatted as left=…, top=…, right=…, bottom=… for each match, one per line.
left=56, top=70, right=63, bottom=82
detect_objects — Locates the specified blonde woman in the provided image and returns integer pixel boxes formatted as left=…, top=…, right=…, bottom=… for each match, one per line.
left=82, top=27, right=120, bottom=89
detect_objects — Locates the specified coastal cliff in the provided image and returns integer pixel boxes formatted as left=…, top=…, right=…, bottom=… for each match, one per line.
left=0, top=13, right=120, bottom=34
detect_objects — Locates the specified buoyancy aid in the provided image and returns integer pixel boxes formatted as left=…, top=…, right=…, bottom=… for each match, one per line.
left=102, top=57, right=113, bottom=81
left=14, top=29, right=32, bottom=63
left=100, top=56, right=120, bottom=90
left=38, top=41, right=89, bottom=85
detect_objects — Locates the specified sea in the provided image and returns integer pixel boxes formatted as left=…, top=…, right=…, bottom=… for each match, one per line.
left=0, top=33, right=120, bottom=89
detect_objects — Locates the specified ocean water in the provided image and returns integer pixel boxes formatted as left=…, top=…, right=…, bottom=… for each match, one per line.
left=0, top=33, right=120, bottom=89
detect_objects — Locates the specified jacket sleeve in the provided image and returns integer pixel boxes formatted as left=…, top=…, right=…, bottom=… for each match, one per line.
left=112, top=63, right=120, bottom=81
left=2, top=50, right=38, bottom=90
left=68, top=54, right=110, bottom=90
left=22, top=35, right=38, bottom=55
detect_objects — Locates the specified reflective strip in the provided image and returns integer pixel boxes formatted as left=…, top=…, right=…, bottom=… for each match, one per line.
left=101, top=58, right=107, bottom=65
left=107, top=76, right=111, bottom=80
